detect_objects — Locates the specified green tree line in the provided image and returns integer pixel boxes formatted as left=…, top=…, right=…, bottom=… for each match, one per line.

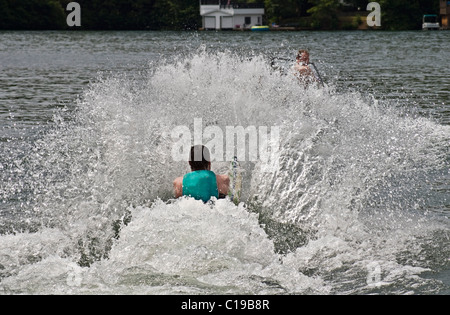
left=0, top=0, right=201, bottom=30
left=0, top=0, right=441, bottom=30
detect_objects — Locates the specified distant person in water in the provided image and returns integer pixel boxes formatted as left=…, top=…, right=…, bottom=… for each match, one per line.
left=293, top=49, right=315, bottom=82
left=173, top=145, right=230, bottom=203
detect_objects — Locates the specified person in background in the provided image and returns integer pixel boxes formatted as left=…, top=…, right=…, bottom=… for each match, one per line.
left=293, top=49, right=315, bottom=82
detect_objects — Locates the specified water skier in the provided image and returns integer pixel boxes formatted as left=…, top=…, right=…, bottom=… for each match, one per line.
left=173, top=145, right=230, bottom=203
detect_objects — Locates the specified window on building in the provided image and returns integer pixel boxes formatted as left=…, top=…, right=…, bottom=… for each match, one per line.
left=245, top=17, right=251, bottom=25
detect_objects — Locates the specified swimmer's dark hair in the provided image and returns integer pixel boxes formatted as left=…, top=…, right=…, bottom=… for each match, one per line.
left=297, top=49, right=309, bottom=59
left=189, top=145, right=211, bottom=171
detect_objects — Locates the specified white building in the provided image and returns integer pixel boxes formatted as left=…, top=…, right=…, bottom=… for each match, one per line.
left=200, top=1, right=265, bottom=30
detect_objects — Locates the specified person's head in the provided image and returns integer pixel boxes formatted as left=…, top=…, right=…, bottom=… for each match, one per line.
left=189, top=145, right=211, bottom=171
left=297, top=49, right=310, bottom=64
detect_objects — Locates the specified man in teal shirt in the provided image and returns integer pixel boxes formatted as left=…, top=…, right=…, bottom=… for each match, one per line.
left=173, top=145, right=229, bottom=202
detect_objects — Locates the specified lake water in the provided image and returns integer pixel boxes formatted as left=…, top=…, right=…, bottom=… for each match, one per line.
left=0, top=30, right=449, bottom=295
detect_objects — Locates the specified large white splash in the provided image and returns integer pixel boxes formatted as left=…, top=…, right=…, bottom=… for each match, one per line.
left=0, top=50, right=448, bottom=294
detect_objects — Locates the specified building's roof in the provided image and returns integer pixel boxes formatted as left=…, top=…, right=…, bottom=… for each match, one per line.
left=201, top=9, right=233, bottom=16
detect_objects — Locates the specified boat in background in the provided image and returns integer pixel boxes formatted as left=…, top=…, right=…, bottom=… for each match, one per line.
left=251, top=25, right=269, bottom=31
left=422, top=14, right=440, bottom=30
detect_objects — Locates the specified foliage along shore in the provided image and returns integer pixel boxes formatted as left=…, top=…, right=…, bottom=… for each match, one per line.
left=0, top=0, right=441, bottom=31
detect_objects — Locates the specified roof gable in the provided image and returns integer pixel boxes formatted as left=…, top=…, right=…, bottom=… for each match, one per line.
left=201, top=9, right=233, bottom=16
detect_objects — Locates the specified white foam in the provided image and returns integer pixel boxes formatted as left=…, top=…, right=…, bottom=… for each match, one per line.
left=1, top=50, right=448, bottom=294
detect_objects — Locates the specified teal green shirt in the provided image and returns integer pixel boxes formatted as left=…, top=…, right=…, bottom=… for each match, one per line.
left=182, top=170, right=219, bottom=203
